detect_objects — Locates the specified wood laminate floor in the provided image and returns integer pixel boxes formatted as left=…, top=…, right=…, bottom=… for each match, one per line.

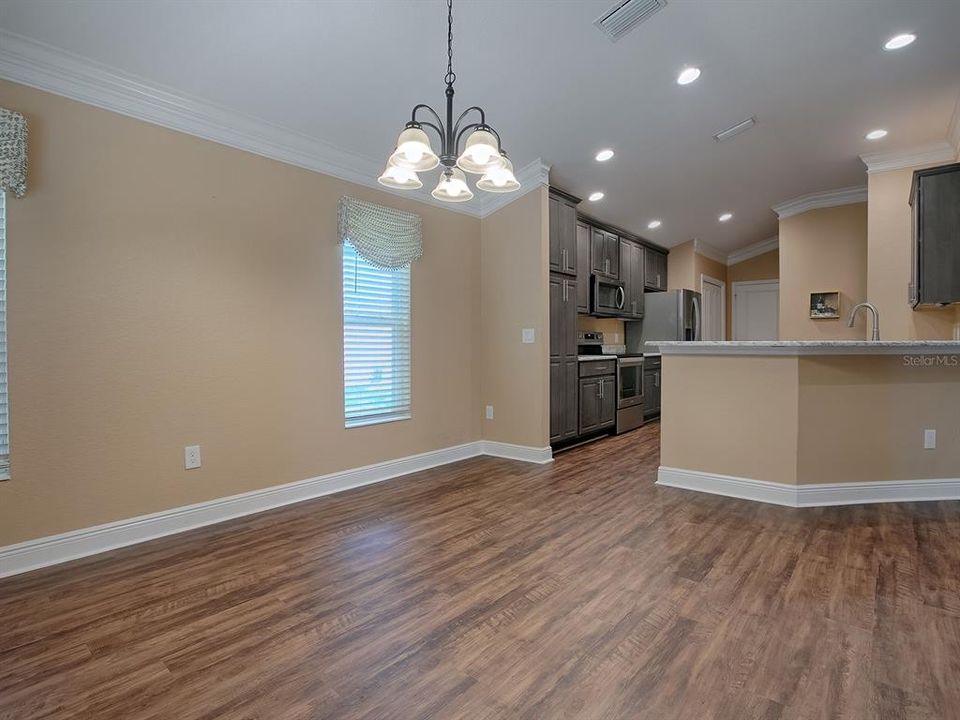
left=2, top=424, right=960, bottom=719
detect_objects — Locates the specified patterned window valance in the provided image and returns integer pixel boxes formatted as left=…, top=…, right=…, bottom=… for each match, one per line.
left=338, top=196, right=422, bottom=269
left=0, top=108, right=27, bottom=198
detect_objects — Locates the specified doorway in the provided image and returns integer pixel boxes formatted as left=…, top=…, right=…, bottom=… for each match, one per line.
left=700, top=274, right=726, bottom=341
left=732, top=280, right=779, bottom=340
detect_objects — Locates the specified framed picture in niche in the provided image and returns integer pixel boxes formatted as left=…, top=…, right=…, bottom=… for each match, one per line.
left=809, top=291, right=840, bottom=319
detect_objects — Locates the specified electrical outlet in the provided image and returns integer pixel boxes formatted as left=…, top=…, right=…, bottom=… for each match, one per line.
left=924, top=429, right=936, bottom=449
left=522, top=328, right=535, bottom=344
left=184, top=445, right=202, bottom=470
left=485, top=405, right=494, bottom=420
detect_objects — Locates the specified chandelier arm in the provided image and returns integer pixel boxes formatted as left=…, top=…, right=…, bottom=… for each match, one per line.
left=452, top=106, right=487, bottom=138
left=410, top=103, right=444, bottom=129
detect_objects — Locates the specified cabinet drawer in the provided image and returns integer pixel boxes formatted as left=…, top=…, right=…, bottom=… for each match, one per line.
left=579, top=359, right=616, bottom=377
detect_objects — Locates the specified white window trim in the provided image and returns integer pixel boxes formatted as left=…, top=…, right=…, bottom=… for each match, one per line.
left=0, top=192, right=8, bottom=479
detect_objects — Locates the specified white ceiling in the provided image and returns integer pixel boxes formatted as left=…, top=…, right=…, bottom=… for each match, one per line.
left=1, top=0, right=958, bottom=252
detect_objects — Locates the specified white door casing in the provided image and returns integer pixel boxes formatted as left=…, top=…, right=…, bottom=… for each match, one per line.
left=732, top=280, right=779, bottom=340
left=700, top=274, right=726, bottom=341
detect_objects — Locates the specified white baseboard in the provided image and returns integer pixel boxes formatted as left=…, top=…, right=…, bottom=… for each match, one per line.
left=480, top=441, right=553, bottom=464
left=0, top=439, right=549, bottom=578
left=657, top=466, right=960, bottom=508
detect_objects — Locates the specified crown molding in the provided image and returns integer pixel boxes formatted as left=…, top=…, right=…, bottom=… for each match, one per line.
left=0, top=28, right=541, bottom=220
left=726, top=236, right=779, bottom=266
left=772, top=185, right=867, bottom=220
left=692, top=239, right=727, bottom=265
left=478, top=159, right=551, bottom=217
left=859, top=141, right=957, bottom=175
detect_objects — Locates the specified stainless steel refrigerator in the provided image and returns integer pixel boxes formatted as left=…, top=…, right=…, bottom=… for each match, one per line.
left=626, top=289, right=702, bottom=353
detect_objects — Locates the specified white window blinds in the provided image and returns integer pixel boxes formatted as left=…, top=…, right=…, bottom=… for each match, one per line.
left=342, top=241, right=411, bottom=428
left=0, top=193, right=8, bottom=477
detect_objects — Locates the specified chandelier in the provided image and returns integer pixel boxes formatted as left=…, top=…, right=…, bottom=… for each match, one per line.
left=378, top=0, right=519, bottom=202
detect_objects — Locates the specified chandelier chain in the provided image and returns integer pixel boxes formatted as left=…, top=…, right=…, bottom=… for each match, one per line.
left=444, top=0, right=456, bottom=87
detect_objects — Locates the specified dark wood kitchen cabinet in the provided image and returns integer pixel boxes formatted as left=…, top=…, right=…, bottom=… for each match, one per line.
left=576, top=223, right=590, bottom=313
left=910, top=162, right=960, bottom=307
left=578, top=359, right=616, bottom=435
left=549, top=272, right=579, bottom=445
left=549, top=189, right=579, bottom=276
left=644, top=357, right=662, bottom=419
left=578, top=372, right=616, bottom=435
left=590, top=228, right=620, bottom=279
left=644, top=247, right=668, bottom=291
left=619, top=240, right=645, bottom=319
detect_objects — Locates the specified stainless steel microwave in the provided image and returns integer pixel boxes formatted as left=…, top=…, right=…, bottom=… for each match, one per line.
left=591, top=275, right=625, bottom=317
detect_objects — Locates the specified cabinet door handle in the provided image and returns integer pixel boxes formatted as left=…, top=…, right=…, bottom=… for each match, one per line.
left=657, top=273, right=661, bottom=287
left=605, top=258, right=610, bottom=274
left=599, top=381, right=603, bottom=400
left=563, top=280, right=568, bottom=302
left=655, top=371, right=660, bottom=388
left=562, top=248, right=567, bottom=269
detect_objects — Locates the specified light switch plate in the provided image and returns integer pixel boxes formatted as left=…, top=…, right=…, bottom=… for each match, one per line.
left=924, top=429, right=936, bottom=449
left=522, top=328, right=535, bottom=344
left=485, top=405, right=494, bottom=420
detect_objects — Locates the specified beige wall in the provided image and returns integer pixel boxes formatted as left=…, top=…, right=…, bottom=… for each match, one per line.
left=778, top=203, right=868, bottom=340
left=667, top=240, right=727, bottom=292
left=666, top=240, right=695, bottom=291
left=577, top=316, right=625, bottom=345
left=797, top=355, right=960, bottom=484
left=661, top=353, right=960, bottom=486
left=725, top=249, right=779, bottom=339
left=660, top=355, right=799, bottom=484
left=0, top=79, right=491, bottom=545
left=479, top=188, right=550, bottom=448
left=867, top=164, right=957, bottom=340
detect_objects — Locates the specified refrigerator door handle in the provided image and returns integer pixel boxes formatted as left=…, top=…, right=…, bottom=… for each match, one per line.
left=691, top=294, right=702, bottom=340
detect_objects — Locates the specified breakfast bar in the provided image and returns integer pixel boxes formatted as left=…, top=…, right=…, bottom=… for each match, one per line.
left=653, top=341, right=960, bottom=507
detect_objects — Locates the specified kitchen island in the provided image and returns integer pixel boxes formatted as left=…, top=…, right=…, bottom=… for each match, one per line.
left=652, top=340, right=960, bottom=507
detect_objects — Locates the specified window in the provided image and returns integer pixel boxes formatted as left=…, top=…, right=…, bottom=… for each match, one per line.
left=342, top=241, right=411, bottom=427
left=0, top=193, right=8, bottom=478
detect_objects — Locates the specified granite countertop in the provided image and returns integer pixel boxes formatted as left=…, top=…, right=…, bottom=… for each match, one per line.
left=652, top=340, right=960, bottom=356
left=578, top=355, right=619, bottom=362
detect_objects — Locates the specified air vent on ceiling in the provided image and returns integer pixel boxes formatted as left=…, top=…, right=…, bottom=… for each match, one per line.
left=713, top=116, right=757, bottom=142
left=594, top=0, right=668, bottom=42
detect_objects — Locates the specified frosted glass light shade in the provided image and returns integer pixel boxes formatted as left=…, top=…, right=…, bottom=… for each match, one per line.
left=431, top=168, right=474, bottom=202
left=476, top=154, right=520, bottom=193
left=456, top=129, right=505, bottom=174
left=377, top=164, right=422, bottom=190
left=388, top=127, right=440, bottom=171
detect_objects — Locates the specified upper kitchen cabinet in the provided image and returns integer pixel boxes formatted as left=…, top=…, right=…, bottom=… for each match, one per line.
left=591, top=228, right=620, bottom=278
left=576, top=223, right=590, bottom=314
left=619, top=240, right=645, bottom=319
left=910, top=162, right=960, bottom=307
left=549, top=188, right=580, bottom=277
left=644, top=247, right=668, bottom=291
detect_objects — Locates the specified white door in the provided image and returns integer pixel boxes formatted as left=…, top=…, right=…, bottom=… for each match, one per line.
left=700, top=275, right=725, bottom=340
left=733, top=281, right=779, bottom=340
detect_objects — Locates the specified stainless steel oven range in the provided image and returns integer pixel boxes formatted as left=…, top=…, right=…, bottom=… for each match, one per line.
left=615, top=355, right=644, bottom=434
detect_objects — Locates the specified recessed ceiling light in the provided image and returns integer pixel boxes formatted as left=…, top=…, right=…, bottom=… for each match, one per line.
left=677, top=66, right=701, bottom=85
left=589, top=192, right=605, bottom=202
left=595, top=149, right=615, bottom=162
left=865, top=129, right=888, bottom=140
left=718, top=212, right=733, bottom=222
left=884, top=33, right=916, bottom=50
left=647, top=220, right=662, bottom=229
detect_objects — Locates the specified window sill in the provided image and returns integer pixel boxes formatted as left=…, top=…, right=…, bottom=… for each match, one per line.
left=345, top=413, right=411, bottom=429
